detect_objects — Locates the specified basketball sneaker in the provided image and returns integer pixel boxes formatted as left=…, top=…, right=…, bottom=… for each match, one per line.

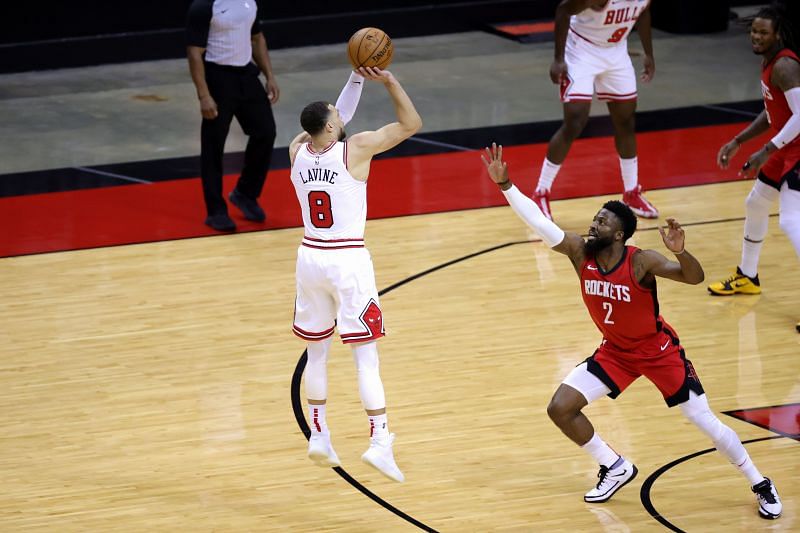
left=307, top=433, right=341, bottom=468
left=707, top=267, right=761, bottom=296
left=751, top=478, right=782, bottom=519
left=622, top=185, right=659, bottom=218
left=584, top=459, right=638, bottom=503
left=361, top=433, right=404, bottom=482
left=532, top=189, right=553, bottom=221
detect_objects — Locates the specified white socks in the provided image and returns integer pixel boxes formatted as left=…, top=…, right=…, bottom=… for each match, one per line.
left=581, top=433, right=620, bottom=468
left=620, top=156, right=638, bottom=192
left=536, top=158, right=561, bottom=193
left=368, top=413, right=389, bottom=439
left=308, top=403, right=328, bottom=435
left=536, top=157, right=637, bottom=193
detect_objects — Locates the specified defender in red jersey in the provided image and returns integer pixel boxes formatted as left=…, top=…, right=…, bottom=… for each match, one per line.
left=708, top=6, right=800, bottom=334
left=482, top=143, right=782, bottom=518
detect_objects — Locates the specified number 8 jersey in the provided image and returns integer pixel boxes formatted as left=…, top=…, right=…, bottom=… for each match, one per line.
left=291, top=140, right=367, bottom=247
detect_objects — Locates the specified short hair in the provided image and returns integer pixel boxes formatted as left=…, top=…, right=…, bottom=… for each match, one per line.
left=602, top=200, right=637, bottom=241
left=300, top=101, right=332, bottom=136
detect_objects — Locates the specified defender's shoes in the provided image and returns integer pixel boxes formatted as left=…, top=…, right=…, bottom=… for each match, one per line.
left=361, top=433, right=404, bottom=482
left=707, top=266, right=761, bottom=296
left=752, top=478, right=782, bottom=519
left=532, top=189, right=553, bottom=221
left=622, top=185, right=659, bottom=219
left=307, top=434, right=341, bottom=467
left=584, top=459, right=638, bottom=503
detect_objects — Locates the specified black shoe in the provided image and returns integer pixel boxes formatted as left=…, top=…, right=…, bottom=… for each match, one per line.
left=229, top=189, right=265, bottom=221
left=205, top=213, right=236, bottom=232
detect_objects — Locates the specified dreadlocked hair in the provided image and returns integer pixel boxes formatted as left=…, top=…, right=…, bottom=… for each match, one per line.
left=740, top=2, right=798, bottom=54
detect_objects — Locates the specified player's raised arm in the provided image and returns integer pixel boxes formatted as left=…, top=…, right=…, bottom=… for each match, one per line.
left=347, top=67, right=422, bottom=158
left=636, top=218, right=704, bottom=285
left=481, top=143, right=586, bottom=264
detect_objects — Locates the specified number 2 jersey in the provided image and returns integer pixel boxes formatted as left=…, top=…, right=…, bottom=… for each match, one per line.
left=290, top=140, right=367, bottom=248
left=580, top=245, right=678, bottom=354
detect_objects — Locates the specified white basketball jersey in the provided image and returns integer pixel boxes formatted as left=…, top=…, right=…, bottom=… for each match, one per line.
left=291, top=141, right=367, bottom=244
left=570, top=0, right=650, bottom=48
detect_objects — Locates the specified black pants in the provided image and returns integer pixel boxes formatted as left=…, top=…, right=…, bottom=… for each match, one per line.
left=201, top=61, right=276, bottom=216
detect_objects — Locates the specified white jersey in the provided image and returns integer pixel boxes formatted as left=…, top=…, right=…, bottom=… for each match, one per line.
left=570, top=0, right=650, bottom=48
left=291, top=140, right=367, bottom=248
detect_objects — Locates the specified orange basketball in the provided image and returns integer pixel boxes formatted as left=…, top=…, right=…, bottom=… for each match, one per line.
left=347, top=27, right=393, bottom=70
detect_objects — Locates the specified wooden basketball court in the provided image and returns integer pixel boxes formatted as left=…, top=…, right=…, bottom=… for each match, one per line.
left=1, top=178, right=797, bottom=531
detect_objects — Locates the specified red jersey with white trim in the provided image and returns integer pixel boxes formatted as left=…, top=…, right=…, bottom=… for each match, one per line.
left=761, top=48, right=800, bottom=148
left=291, top=141, right=367, bottom=241
left=570, top=0, right=650, bottom=48
left=580, top=245, right=675, bottom=353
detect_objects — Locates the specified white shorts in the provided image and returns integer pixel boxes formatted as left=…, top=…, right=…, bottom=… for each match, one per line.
left=560, top=30, right=637, bottom=103
left=292, top=245, right=385, bottom=344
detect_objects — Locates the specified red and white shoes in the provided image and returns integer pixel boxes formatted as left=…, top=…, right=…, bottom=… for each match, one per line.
left=622, top=185, right=659, bottom=219
left=532, top=189, right=553, bottom=221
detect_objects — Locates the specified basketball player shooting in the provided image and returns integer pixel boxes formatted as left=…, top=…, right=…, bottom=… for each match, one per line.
left=289, top=67, right=421, bottom=482
left=481, top=143, right=782, bottom=519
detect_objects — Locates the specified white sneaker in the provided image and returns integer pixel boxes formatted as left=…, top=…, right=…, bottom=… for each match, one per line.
left=361, top=433, right=404, bottom=482
left=584, top=459, right=638, bottom=503
left=752, top=478, right=782, bottom=519
left=307, top=434, right=340, bottom=467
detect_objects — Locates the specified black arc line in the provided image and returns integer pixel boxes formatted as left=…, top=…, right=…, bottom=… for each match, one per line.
left=290, top=212, right=785, bottom=531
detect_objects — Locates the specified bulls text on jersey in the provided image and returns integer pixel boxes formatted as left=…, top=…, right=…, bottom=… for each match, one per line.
left=603, top=6, right=642, bottom=25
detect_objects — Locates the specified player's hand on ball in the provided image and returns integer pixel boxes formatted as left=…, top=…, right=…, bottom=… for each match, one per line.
left=357, top=67, right=394, bottom=84
left=481, top=143, right=509, bottom=184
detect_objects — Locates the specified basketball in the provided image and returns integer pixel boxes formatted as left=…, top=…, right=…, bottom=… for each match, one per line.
left=347, top=27, right=393, bottom=70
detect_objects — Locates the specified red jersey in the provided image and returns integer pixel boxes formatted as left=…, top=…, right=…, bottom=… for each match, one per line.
left=580, top=246, right=676, bottom=353
left=761, top=48, right=800, bottom=147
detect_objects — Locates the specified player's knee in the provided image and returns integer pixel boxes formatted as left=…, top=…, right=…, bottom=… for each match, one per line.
left=745, top=186, right=773, bottom=214
left=562, top=117, right=588, bottom=139
left=547, top=395, right=577, bottom=424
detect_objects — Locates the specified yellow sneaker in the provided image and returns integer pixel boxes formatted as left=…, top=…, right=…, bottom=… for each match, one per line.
left=707, top=267, right=762, bottom=296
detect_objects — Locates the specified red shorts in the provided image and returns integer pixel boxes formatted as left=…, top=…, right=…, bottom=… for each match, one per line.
left=584, top=330, right=704, bottom=407
left=759, top=141, right=800, bottom=192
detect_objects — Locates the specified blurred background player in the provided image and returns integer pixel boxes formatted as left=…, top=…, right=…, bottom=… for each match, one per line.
left=708, top=5, right=800, bottom=333
left=482, top=143, right=782, bottom=518
left=289, top=67, right=422, bottom=481
left=532, top=0, right=658, bottom=221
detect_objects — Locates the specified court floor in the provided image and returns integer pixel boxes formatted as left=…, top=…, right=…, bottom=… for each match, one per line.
left=0, top=4, right=798, bottom=531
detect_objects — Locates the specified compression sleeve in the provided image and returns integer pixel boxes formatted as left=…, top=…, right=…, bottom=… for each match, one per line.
left=502, top=184, right=566, bottom=247
left=771, top=87, right=800, bottom=149
left=335, top=71, right=365, bottom=125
